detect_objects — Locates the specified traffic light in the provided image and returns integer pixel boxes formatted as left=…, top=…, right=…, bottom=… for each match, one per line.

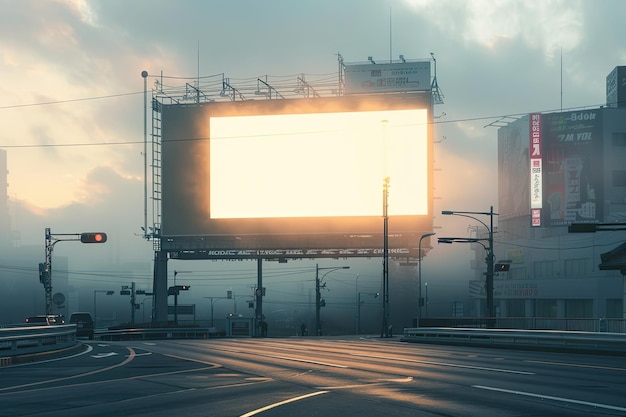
left=495, top=263, right=510, bottom=272
left=168, top=285, right=190, bottom=295
left=38, top=263, right=48, bottom=283
left=80, top=232, right=107, bottom=243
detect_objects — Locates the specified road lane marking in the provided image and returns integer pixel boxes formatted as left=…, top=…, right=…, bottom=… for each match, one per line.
left=380, top=376, right=414, bottom=383
left=128, top=352, right=152, bottom=358
left=239, top=391, right=329, bottom=417
left=526, top=360, right=626, bottom=372
left=473, top=385, right=626, bottom=413
left=318, top=376, right=413, bottom=390
left=351, top=353, right=534, bottom=375
left=201, top=345, right=348, bottom=368
left=266, top=354, right=348, bottom=368
left=0, top=347, right=136, bottom=392
left=6, top=344, right=94, bottom=368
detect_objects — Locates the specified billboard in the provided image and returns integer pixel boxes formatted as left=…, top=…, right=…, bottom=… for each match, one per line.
left=344, top=62, right=431, bottom=94
left=497, top=117, right=530, bottom=221
left=541, top=110, right=604, bottom=226
left=530, top=113, right=543, bottom=226
left=159, top=94, right=433, bottom=258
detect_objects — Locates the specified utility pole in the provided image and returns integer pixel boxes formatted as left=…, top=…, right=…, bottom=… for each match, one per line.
left=131, top=282, right=137, bottom=325
left=487, top=206, right=495, bottom=320
left=315, top=264, right=350, bottom=336
left=315, top=265, right=322, bottom=336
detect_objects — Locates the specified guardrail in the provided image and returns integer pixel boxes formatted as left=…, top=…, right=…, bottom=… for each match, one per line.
left=402, top=327, right=626, bottom=355
left=98, top=326, right=223, bottom=341
left=0, top=324, right=79, bottom=365
left=415, top=317, right=626, bottom=333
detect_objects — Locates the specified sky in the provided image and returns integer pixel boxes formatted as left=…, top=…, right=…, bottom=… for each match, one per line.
left=2, top=0, right=626, bottom=318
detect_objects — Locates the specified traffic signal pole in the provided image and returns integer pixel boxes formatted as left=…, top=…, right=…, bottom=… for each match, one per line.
left=42, top=228, right=107, bottom=315
left=441, top=207, right=498, bottom=321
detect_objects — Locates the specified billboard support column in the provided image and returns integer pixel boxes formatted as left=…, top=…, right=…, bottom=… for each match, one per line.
left=152, top=250, right=168, bottom=324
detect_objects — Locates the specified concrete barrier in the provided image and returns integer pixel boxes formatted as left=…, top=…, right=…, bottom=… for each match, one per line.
left=402, top=327, right=626, bottom=355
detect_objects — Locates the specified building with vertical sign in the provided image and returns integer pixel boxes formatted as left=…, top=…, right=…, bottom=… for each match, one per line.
left=489, top=67, right=626, bottom=320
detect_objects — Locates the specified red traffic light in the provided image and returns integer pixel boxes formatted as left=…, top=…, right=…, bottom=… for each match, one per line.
left=80, top=232, right=107, bottom=243
left=495, top=263, right=510, bottom=271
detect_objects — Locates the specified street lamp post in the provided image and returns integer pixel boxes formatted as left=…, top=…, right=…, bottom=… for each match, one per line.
left=441, top=206, right=497, bottom=319
left=141, top=297, right=152, bottom=323
left=418, top=233, right=436, bottom=324
left=381, top=176, right=391, bottom=338
left=354, top=274, right=359, bottom=335
left=93, top=290, right=114, bottom=329
left=357, top=292, right=379, bottom=334
left=424, top=283, right=428, bottom=317
left=315, top=264, right=350, bottom=336
left=204, top=296, right=228, bottom=328
left=168, top=285, right=190, bottom=326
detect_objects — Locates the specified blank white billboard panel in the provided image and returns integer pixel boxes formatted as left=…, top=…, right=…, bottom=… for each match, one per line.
left=160, top=94, right=433, bottom=256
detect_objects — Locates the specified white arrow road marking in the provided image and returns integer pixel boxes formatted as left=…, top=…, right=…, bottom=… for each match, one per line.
left=91, top=352, right=119, bottom=359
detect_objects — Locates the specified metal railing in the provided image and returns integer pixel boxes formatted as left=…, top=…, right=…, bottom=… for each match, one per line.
left=402, top=327, right=626, bottom=354
left=416, top=317, right=626, bottom=333
left=98, top=326, right=220, bottom=341
left=0, top=324, right=78, bottom=365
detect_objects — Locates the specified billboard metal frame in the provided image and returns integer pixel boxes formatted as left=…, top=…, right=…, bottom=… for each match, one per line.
left=145, top=69, right=436, bottom=261
left=143, top=62, right=440, bottom=324
left=157, top=93, right=433, bottom=260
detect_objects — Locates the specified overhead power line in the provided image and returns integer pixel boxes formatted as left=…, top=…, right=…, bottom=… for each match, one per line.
left=0, top=91, right=144, bottom=110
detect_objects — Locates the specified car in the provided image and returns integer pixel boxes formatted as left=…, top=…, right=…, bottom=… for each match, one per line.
left=69, top=312, right=94, bottom=340
left=25, top=315, right=52, bottom=325
left=25, top=315, right=65, bottom=325
left=50, top=314, right=65, bottom=324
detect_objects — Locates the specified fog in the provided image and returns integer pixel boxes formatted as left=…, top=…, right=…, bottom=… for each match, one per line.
left=0, top=173, right=476, bottom=330
left=4, top=0, right=624, bottom=330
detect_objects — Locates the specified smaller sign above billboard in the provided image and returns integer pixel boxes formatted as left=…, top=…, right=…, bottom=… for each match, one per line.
left=345, top=62, right=431, bottom=94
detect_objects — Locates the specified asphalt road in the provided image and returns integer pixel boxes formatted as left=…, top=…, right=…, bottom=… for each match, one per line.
left=1, top=336, right=625, bottom=416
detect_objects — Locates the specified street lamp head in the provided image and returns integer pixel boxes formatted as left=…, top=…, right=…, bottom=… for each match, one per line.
left=441, top=210, right=454, bottom=215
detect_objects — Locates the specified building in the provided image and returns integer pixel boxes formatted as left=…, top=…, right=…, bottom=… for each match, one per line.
left=484, top=66, right=626, bottom=320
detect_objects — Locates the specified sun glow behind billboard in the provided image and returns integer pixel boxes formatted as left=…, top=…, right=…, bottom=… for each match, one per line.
left=160, top=94, right=433, bottom=256
left=209, top=109, right=427, bottom=219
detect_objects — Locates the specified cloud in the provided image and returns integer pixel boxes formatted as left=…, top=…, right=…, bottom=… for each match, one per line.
left=404, top=0, right=584, bottom=58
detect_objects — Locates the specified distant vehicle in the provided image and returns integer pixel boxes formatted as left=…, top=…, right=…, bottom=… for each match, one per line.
left=50, top=314, right=65, bottom=324
left=69, top=312, right=94, bottom=340
left=25, top=315, right=64, bottom=325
